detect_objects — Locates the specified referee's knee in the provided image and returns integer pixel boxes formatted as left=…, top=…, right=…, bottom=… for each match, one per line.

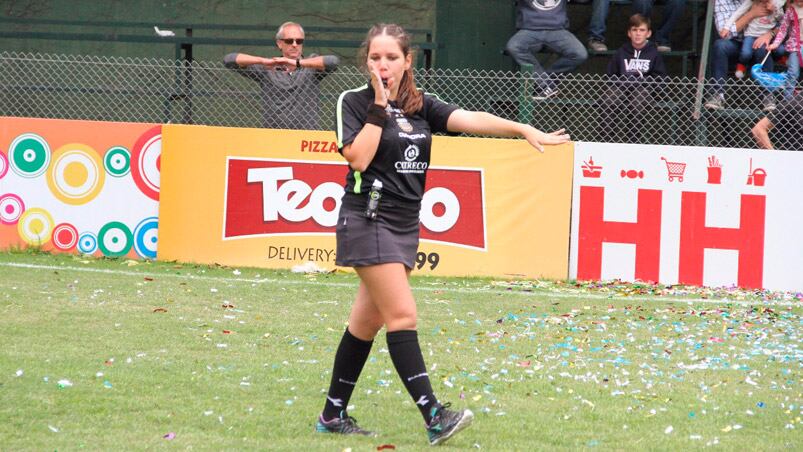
left=386, top=316, right=417, bottom=332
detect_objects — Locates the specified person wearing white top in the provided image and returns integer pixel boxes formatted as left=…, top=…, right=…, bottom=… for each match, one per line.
left=719, top=0, right=785, bottom=111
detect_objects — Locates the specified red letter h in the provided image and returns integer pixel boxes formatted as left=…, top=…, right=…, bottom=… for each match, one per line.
left=678, top=192, right=765, bottom=288
left=577, top=186, right=662, bottom=282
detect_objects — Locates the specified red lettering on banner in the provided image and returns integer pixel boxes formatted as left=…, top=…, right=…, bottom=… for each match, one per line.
left=678, top=192, right=765, bottom=288
left=421, top=170, right=485, bottom=248
left=300, top=140, right=338, bottom=153
left=224, top=159, right=485, bottom=249
left=577, top=186, right=662, bottom=282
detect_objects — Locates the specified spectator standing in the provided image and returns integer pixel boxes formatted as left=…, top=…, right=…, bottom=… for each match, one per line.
left=223, top=21, right=340, bottom=130
left=599, top=14, right=667, bottom=143
left=768, top=0, right=803, bottom=99
left=752, top=95, right=803, bottom=149
left=588, top=0, right=687, bottom=53
left=720, top=0, right=785, bottom=111
left=505, top=0, right=588, bottom=99
left=705, top=0, right=776, bottom=110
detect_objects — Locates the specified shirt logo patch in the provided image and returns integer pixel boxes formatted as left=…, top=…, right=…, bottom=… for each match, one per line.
left=396, top=117, right=414, bottom=133
left=404, top=144, right=420, bottom=161
left=395, top=144, right=427, bottom=174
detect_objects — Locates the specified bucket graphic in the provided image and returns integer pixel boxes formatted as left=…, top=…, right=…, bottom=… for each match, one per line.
left=746, top=158, right=767, bottom=187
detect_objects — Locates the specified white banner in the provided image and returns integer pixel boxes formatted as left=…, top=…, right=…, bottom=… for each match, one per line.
left=570, top=142, right=803, bottom=292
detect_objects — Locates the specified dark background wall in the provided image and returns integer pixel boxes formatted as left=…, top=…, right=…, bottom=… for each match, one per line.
left=2, top=0, right=706, bottom=75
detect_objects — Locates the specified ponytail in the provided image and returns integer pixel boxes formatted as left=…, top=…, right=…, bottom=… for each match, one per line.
left=397, top=68, right=423, bottom=114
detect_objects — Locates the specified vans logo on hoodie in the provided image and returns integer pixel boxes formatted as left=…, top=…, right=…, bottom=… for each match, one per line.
left=624, top=50, right=651, bottom=74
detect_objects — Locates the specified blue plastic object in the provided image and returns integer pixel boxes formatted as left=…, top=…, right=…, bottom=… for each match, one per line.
left=751, top=64, right=787, bottom=91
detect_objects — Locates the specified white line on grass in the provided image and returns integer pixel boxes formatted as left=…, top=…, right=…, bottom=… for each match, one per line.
left=0, top=262, right=798, bottom=307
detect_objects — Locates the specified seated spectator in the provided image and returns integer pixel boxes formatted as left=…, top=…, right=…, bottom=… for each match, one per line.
left=720, top=0, right=785, bottom=111
left=752, top=94, right=803, bottom=149
left=223, top=21, right=340, bottom=130
left=599, top=14, right=667, bottom=143
left=705, top=0, right=776, bottom=110
left=588, top=0, right=687, bottom=53
left=768, top=0, right=803, bottom=100
left=505, top=0, right=588, bottom=100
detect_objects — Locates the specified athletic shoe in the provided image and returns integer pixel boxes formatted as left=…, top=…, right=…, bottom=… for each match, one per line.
left=533, top=86, right=559, bottom=101
left=427, top=403, right=474, bottom=446
left=588, top=38, right=608, bottom=52
left=704, top=93, right=725, bottom=110
left=657, top=44, right=672, bottom=53
left=315, top=411, right=375, bottom=436
left=762, top=93, right=777, bottom=112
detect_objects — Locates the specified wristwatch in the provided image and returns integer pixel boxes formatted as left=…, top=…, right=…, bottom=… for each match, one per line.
left=296, top=58, right=301, bottom=70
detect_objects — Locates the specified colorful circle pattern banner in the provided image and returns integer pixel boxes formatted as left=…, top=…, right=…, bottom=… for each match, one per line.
left=1, top=119, right=161, bottom=259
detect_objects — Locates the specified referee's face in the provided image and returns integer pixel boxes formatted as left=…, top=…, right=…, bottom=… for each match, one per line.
left=367, top=35, right=412, bottom=96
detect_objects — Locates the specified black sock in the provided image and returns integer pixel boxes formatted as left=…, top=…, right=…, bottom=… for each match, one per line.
left=387, top=330, right=439, bottom=424
left=322, top=328, right=373, bottom=420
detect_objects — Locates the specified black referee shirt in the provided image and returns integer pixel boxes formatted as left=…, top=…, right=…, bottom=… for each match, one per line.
left=335, top=84, right=459, bottom=203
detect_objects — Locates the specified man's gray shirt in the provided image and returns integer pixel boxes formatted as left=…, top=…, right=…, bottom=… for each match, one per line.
left=224, top=53, right=339, bottom=130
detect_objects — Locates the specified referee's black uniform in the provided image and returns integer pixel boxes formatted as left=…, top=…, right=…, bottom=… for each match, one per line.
left=334, top=84, right=458, bottom=269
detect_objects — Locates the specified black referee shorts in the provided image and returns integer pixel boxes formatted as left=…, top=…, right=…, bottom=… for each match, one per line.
left=335, top=193, right=421, bottom=269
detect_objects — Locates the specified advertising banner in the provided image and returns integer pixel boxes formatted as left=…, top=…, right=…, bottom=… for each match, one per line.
left=158, top=125, right=574, bottom=278
left=570, top=142, right=803, bottom=292
left=0, top=117, right=160, bottom=258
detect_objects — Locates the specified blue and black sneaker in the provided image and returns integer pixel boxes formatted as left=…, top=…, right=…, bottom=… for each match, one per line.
left=315, top=411, right=375, bottom=436
left=426, top=403, right=474, bottom=446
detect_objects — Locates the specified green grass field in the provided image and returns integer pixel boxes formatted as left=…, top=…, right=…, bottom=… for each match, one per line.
left=0, top=251, right=800, bottom=451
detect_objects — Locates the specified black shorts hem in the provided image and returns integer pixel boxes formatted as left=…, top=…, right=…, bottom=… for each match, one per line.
left=336, top=255, right=414, bottom=270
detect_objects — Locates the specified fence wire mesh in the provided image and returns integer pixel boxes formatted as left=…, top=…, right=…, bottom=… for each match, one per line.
left=1, top=51, right=800, bottom=150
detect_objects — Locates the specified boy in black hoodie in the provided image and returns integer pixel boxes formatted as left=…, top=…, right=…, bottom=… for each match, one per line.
left=600, top=14, right=667, bottom=143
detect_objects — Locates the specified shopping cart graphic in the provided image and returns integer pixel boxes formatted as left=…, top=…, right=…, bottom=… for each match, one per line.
left=660, top=156, right=686, bottom=182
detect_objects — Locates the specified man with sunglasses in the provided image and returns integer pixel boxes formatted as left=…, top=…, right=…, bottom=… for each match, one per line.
left=224, top=21, right=340, bottom=130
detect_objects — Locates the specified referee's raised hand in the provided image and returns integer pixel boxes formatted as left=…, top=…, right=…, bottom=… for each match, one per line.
left=368, top=63, right=391, bottom=107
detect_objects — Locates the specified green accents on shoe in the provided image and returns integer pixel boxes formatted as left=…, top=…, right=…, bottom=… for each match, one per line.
left=315, top=411, right=376, bottom=436
left=426, top=403, right=474, bottom=446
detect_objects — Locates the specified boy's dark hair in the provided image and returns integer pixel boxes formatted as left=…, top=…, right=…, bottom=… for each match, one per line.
left=629, top=13, right=651, bottom=30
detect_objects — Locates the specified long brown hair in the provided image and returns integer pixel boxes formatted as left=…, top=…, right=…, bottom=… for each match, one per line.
left=360, top=23, right=423, bottom=114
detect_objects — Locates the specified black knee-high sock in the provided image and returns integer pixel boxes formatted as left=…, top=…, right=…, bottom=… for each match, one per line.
left=322, top=328, right=373, bottom=420
left=387, top=330, right=439, bottom=424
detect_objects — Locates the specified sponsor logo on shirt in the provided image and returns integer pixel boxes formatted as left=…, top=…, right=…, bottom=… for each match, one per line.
left=395, top=144, right=428, bottom=174
left=398, top=132, right=426, bottom=140
left=223, top=158, right=486, bottom=249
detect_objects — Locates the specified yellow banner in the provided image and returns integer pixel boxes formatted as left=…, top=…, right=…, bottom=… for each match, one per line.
left=158, top=125, right=573, bottom=278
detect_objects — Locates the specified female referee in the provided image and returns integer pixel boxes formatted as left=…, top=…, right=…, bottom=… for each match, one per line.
left=315, top=23, right=570, bottom=446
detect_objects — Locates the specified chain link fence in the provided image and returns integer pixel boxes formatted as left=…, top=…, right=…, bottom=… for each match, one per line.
left=1, top=51, right=799, bottom=150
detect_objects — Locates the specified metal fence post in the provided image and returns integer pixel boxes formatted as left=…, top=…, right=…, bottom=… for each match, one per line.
left=517, top=63, right=534, bottom=125
left=182, top=27, right=194, bottom=124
